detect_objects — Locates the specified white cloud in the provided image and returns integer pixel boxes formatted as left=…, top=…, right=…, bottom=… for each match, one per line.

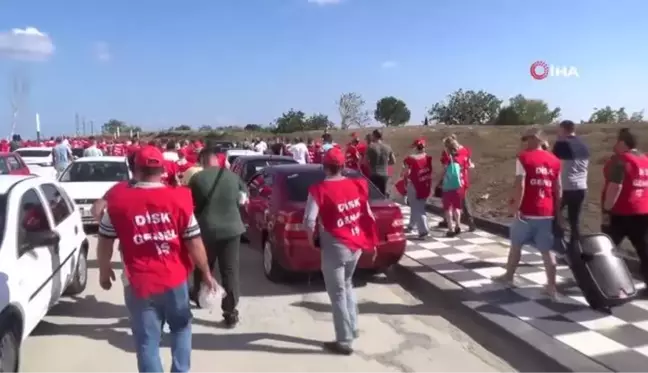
left=93, top=41, right=111, bottom=62
left=381, top=60, right=397, bottom=69
left=0, top=27, right=54, bottom=61
left=308, top=0, right=343, bottom=5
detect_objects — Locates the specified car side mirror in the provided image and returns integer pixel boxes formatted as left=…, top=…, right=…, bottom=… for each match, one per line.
left=27, top=230, right=60, bottom=247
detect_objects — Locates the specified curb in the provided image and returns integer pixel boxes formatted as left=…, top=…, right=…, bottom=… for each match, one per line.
left=394, top=256, right=611, bottom=372
left=423, top=202, right=643, bottom=277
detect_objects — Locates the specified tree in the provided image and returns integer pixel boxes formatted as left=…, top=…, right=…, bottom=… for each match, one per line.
left=198, top=125, right=212, bottom=132
left=428, top=89, right=502, bottom=125
left=101, top=119, right=142, bottom=135
left=505, top=94, right=561, bottom=125
left=337, top=92, right=371, bottom=129
left=374, top=96, right=411, bottom=127
left=244, top=124, right=263, bottom=131
left=631, top=110, right=645, bottom=122
left=589, top=106, right=621, bottom=123
left=494, top=106, right=522, bottom=126
left=172, top=124, right=192, bottom=131
left=616, top=108, right=628, bottom=123
left=304, top=113, right=332, bottom=130
left=274, top=109, right=307, bottom=133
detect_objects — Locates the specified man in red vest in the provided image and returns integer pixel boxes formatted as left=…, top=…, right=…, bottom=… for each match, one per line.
left=303, top=147, right=378, bottom=355
left=345, top=133, right=361, bottom=170
left=494, top=129, right=562, bottom=298
left=96, top=145, right=217, bottom=372
left=601, top=128, right=648, bottom=286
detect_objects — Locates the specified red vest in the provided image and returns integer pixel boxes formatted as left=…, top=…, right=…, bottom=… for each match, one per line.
left=604, top=152, right=648, bottom=215
left=308, top=146, right=321, bottom=164
left=518, top=149, right=561, bottom=217
left=441, top=146, right=472, bottom=188
left=345, top=144, right=360, bottom=170
left=176, top=160, right=195, bottom=182
left=113, top=144, right=125, bottom=156
left=162, top=161, right=179, bottom=186
left=216, top=153, right=227, bottom=168
left=106, top=186, right=194, bottom=298
left=404, top=154, right=433, bottom=199
left=308, top=178, right=378, bottom=252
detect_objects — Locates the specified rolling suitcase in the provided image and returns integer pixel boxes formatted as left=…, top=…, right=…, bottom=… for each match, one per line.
left=567, top=233, right=637, bottom=311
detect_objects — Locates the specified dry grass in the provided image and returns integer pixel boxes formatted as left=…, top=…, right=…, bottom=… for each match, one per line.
left=229, top=122, right=646, bottom=239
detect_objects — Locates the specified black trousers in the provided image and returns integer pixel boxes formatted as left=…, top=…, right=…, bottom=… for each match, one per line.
left=370, top=174, right=389, bottom=196
left=192, top=235, right=241, bottom=316
left=602, top=214, right=648, bottom=284
left=560, top=189, right=586, bottom=240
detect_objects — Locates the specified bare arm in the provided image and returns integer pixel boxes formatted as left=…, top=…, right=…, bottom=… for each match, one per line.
left=303, top=193, right=319, bottom=245
left=603, top=159, right=625, bottom=211
left=510, top=160, right=525, bottom=215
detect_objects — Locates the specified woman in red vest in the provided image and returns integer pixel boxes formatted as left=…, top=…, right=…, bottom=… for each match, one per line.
left=402, top=138, right=433, bottom=238
left=303, top=147, right=379, bottom=356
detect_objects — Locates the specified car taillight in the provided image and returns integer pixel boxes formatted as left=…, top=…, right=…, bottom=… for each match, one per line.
left=392, top=218, right=404, bottom=228
left=279, top=210, right=305, bottom=232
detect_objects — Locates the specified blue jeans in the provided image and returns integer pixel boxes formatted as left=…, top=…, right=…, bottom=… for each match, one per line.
left=510, top=217, right=555, bottom=252
left=406, top=183, right=429, bottom=234
left=320, top=240, right=362, bottom=347
left=124, top=282, right=192, bottom=373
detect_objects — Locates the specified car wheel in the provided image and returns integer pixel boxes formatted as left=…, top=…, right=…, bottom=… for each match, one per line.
left=64, top=247, right=88, bottom=296
left=0, top=319, right=20, bottom=372
left=262, top=240, right=288, bottom=283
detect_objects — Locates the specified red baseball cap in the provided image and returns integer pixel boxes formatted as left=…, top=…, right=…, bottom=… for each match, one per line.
left=323, top=147, right=345, bottom=166
left=412, top=138, right=426, bottom=147
left=135, top=146, right=165, bottom=167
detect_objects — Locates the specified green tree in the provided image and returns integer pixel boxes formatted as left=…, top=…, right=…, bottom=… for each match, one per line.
left=172, top=124, right=192, bottom=131
left=374, top=96, right=411, bottom=126
left=198, top=125, right=212, bottom=132
left=506, top=95, right=561, bottom=125
left=244, top=124, right=263, bottom=131
left=631, top=110, right=645, bottom=122
left=589, top=106, right=619, bottom=123
left=304, top=113, right=332, bottom=130
left=616, top=108, right=628, bottom=122
left=102, top=119, right=142, bottom=135
left=428, top=89, right=502, bottom=125
left=337, top=92, right=371, bottom=129
left=274, top=109, right=307, bottom=133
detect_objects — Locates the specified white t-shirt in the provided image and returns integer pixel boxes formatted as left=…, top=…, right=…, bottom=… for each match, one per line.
left=163, top=151, right=179, bottom=162
left=291, top=143, right=309, bottom=164
left=254, top=141, right=267, bottom=153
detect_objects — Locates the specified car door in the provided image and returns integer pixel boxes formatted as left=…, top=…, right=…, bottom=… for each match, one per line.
left=246, top=172, right=272, bottom=247
left=39, top=183, right=78, bottom=299
left=15, top=188, right=57, bottom=333
left=7, top=155, right=28, bottom=175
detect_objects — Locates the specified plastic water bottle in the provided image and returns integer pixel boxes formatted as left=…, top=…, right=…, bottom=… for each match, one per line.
left=198, top=282, right=226, bottom=312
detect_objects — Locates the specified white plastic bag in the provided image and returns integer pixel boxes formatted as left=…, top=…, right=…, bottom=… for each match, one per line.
left=198, top=282, right=226, bottom=311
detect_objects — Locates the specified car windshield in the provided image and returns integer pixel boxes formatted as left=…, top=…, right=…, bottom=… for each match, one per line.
left=244, top=159, right=296, bottom=181
left=228, top=155, right=239, bottom=164
left=15, top=149, right=51, bottom=158
left=284, top=169, right=385, bottom=202
left=0, top=195, right=7, bottom=243
left=60, top=161, right=129, bottom=182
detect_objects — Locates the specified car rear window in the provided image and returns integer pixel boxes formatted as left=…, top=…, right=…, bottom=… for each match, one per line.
left=284, top=170, right=385, bottom=202
left=15, top=149, right=51, bottom=158
left=245, top=159, right=297, bottom=180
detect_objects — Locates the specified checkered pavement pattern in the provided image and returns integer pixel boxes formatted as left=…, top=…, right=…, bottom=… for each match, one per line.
left=399, top=205, right=648, bottom=371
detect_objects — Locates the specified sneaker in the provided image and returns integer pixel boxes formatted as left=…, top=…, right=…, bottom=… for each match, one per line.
left=437, top=221, right=448, bottom=228
left=323, top=341, right=353, bottom=356
left=223, top=313, right=239, bottom=329
left=417, top=231, right=429, bottom=239
left=445, top=230, right=457, bottom=238
left=454, top=226, right=462, bottom=235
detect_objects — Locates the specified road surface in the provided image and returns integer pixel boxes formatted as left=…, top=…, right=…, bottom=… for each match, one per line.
left=22, top=235, right=521, bottom=372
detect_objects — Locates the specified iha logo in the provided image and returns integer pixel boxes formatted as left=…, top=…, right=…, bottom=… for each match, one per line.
left=530, top=61, right=579, bottom=80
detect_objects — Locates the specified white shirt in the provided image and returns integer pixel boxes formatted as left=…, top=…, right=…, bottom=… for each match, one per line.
left=254, top=141, right=267, bottom=153
left=291, top=142, right=309, bottom=164
left=162, top=151, right=179, bottom=162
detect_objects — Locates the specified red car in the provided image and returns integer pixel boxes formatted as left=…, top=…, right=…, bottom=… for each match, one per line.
left=0, top=152, right=30, bottom=175
left=244, top=164, right=406, bottom=282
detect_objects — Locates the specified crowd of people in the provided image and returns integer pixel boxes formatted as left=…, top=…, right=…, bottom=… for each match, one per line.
left=6, top=121, right=648, bottom=371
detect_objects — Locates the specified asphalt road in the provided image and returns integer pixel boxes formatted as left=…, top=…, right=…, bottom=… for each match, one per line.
left=21, top=235, right=523, bottom=372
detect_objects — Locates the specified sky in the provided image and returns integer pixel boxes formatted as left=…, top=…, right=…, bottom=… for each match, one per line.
left=0, top=0, right=646, bottom=137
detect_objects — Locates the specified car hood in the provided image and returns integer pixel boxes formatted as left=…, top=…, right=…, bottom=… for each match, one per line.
left=60, top=182, right=116, bottom=200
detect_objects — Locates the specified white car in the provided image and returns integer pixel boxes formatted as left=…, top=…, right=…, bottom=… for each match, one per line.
left=0, top=175, right=89, bottom=371
left=14, top=147, right=57, bottom=179
left=226, top=149, right=260, bottom=166
left=58, top=156, right=131, bottom=225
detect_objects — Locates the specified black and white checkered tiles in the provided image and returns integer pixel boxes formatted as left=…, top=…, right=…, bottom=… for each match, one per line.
left=399, top=205, right=648, bottom=371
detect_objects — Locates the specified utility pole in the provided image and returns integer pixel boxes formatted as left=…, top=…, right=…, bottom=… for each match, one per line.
left=75, top=113, right=80, bottom=137
left=90, top=120, right=94, bottom=136
left=82, top=117, right=86, bottom=136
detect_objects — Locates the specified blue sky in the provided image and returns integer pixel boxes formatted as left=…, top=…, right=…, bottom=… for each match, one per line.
left=0, top=0, right=646, bottom=137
